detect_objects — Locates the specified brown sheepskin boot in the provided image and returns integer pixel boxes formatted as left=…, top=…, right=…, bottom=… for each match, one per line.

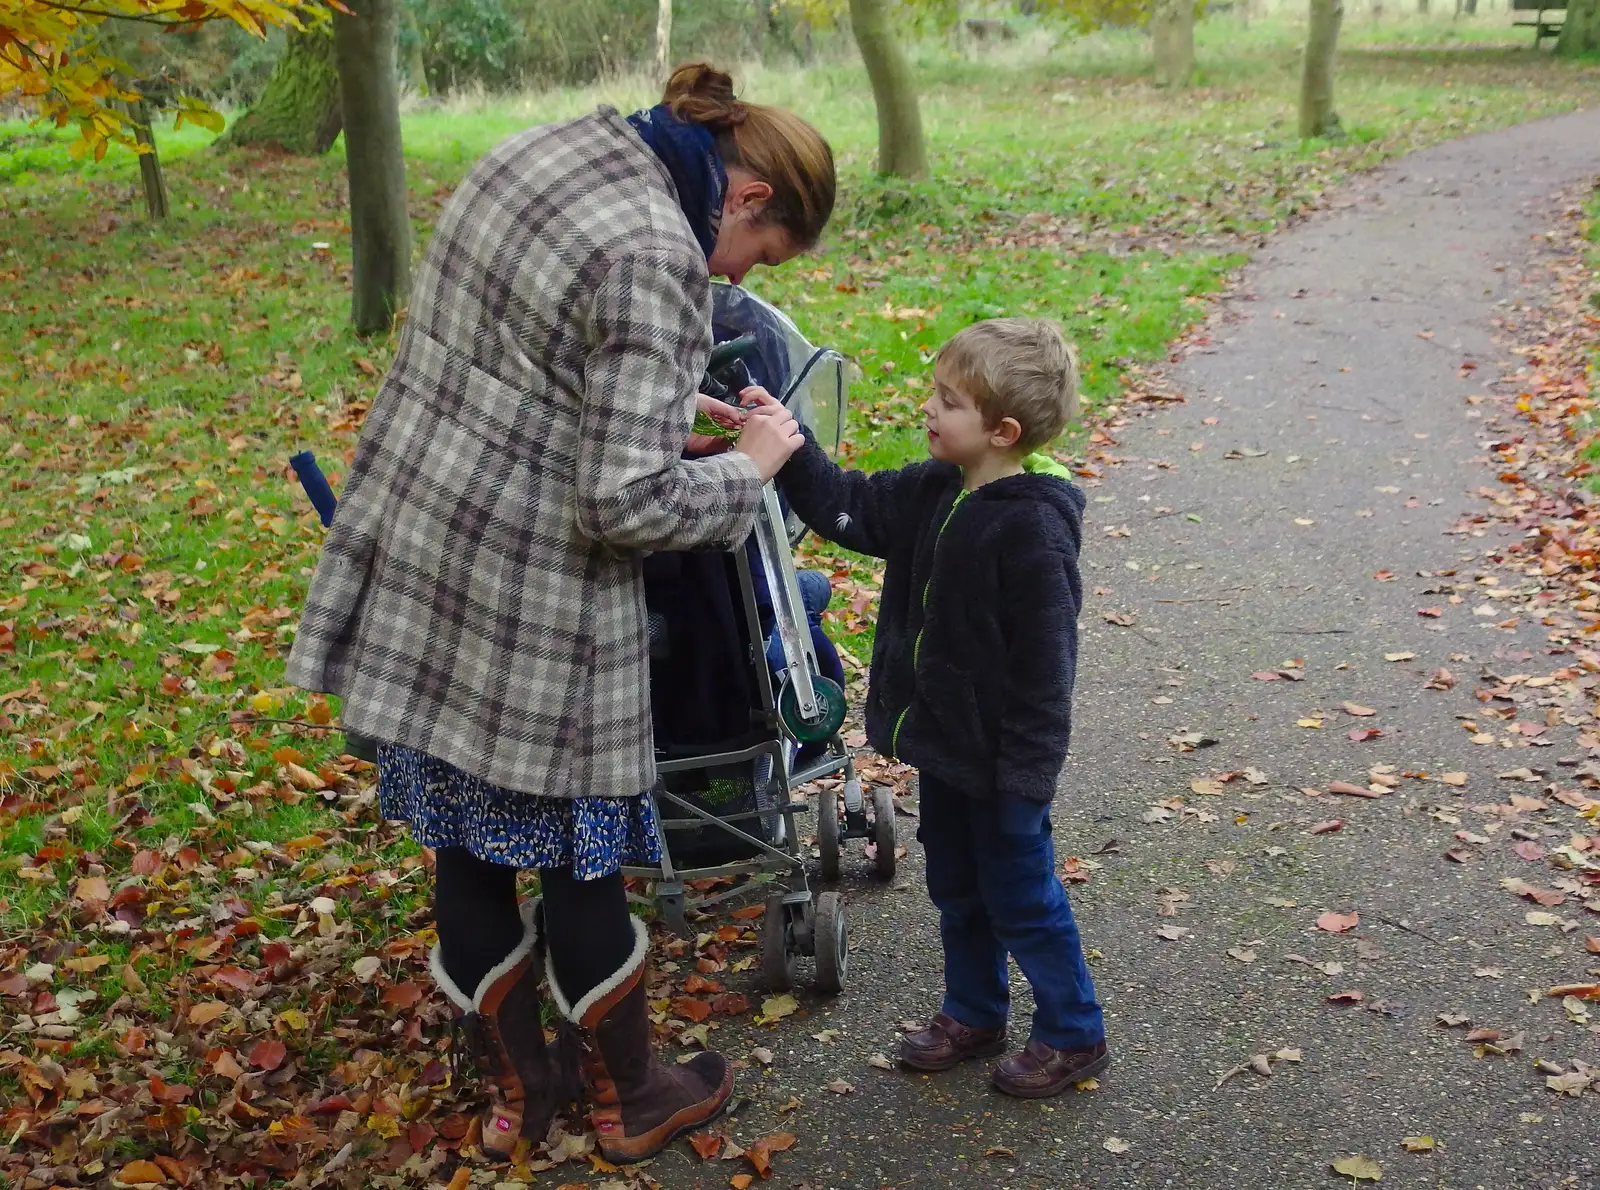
left=430, top=899, right=580, bottom=1159
left=548, top=916, right=732, bottom=1163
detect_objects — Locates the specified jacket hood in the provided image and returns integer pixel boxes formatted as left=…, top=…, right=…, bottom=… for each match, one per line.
left=975, top=458, right=1086, bottom=527
left=1022, top=452, right=1072, bottom=480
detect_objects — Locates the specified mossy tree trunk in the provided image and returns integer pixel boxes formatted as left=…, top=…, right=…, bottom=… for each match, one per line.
left=1151, top=0, right=1196, bottom=87
left=400, top=3, right=430, bottom=94
left=1556, top=0, right=1600, bottom=55
left=217, top=29, right=342, bottom=155
left=849, top=0, right=927, bottom=179
left=332, top=0, right=412, bottom=336
left=1298, top=0, right=1344, bottom=140
left=128, top=100, right=170, bottom=220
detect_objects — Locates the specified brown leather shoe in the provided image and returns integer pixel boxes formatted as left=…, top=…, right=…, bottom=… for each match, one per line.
left=992, top=1038, right=1110, bottom=1098
left=899, top=1013, right=1008, bottom=1073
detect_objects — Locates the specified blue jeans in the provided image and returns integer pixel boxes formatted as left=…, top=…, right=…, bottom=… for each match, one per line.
left=917, top=772, right=1105, bottom=1051
left=765, top=568, right=845, bottom=689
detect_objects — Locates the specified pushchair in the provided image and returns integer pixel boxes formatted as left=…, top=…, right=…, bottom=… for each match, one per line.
left=288, top=283, right=892, bottom=996
left=629, top=282, right=897, bottom=995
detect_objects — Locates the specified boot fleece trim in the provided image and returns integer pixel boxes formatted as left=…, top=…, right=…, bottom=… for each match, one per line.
left=429, top=897, right=542, bottom=1013
left=546, top=915, right=649, bottom=1025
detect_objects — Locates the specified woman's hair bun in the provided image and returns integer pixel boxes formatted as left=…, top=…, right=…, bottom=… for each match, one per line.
left=662, top=62, right=746, bottom=128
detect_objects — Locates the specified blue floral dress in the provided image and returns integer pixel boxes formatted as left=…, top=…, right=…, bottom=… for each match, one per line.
left=377, top=744, right=663, bottom=880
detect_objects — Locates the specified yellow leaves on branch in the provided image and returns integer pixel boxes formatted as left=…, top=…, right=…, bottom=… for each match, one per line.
left=0, top=0, right=335, bottom=158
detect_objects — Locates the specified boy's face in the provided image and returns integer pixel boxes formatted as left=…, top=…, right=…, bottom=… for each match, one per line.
left=922, top=368, right=1016, bottom=467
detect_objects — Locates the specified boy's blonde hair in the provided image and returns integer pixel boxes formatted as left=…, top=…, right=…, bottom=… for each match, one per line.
left=935, top=318, right=1079, bottom=453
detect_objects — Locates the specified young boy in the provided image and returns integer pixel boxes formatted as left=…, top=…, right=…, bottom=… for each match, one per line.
left=769, top=317, right=1107, bottom=1097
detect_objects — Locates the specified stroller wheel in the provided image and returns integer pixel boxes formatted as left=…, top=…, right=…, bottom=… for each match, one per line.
left=813, top=891, right=848, bottom=995
left=817, top=782, right=841, bottom=883
left=872, top=784, right=898, bottom=880
left=778, top=675, right=848, bottom=744
left=761, top=896, right=797, bottom=992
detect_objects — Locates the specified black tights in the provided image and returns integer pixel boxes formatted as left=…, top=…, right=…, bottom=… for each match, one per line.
left=433, top=847, right=636, bottom=1008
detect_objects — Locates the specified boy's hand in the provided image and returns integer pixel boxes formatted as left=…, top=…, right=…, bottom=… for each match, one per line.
left=738, top=385, right=779, bottom=412
left=735, top=388, right=802, bottom=480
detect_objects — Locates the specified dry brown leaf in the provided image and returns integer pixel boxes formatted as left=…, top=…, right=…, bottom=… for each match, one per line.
left=1341, top=702, right=1377, bottom=717
left=1548, top=983, right=1600, bottom=1000
left=282, top=762, right=327, bottom=792
left=1315, top=911, right=1360, bottom=934
left=1329, top=781, right=1382, bottom=798
left=1331, top=1153, right=1383, bottom=1181
left=187, top=1001, right=228, bottom=1026
left=689, top=1132, right=723, bottom=1161
left=117, top=1160, right=167, bottom=1186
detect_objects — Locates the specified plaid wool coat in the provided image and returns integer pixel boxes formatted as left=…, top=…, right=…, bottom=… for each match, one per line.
left=286, top=107, right=764, bottom=798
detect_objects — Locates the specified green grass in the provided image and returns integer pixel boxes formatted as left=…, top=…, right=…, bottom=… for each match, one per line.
left=0, top=17, right=1597, bottom=1168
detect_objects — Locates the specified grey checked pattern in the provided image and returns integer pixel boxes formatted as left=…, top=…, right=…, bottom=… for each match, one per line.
left=286, top=107, right=763, bottom=797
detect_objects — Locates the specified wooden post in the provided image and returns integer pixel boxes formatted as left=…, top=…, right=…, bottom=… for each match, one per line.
left=128, top=99, right=169, bottom=221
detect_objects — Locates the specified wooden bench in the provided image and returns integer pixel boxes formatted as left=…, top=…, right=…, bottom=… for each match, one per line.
left=1512, top=0, right=1566, bottom=47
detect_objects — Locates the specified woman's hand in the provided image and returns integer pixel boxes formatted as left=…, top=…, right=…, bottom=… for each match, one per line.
left=735, top=387, right=802, bottom=480
left=687, top=394, right=745, bottom=454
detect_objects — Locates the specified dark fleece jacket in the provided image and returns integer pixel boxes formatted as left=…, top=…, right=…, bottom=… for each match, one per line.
left=778, top=437, right=1085, bottom=802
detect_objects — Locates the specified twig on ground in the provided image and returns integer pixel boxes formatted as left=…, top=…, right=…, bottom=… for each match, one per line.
left=1374, top=913, right=1445, bottom=945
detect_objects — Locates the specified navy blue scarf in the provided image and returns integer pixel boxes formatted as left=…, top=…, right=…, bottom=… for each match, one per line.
left=626, top=104, right=727, bottom=262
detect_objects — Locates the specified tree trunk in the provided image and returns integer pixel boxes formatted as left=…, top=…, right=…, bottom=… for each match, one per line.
left=1556, top=0, right=1600, bottom=54
left=127, top=100, right=169, bottom=219
left=400, top=3, right=430, bottom=95
left=217, top=29, right=342, bottom=155
left=332, top=0, right=412, bottom=336
left=1298, top=0, right=1344, bottom=140
left=849, top=0, right=928, bottom=179
left=654, top=0, right=673, bottom=81
left=1151, top=0, right=1196, bottom=87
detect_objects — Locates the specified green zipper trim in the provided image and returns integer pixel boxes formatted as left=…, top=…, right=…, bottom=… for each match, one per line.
left=890, top=488, right=970, bottom=758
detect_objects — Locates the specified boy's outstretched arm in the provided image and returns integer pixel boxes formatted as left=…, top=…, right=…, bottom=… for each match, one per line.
left=775, top=426, right=933, bottom=561
left=993, top=509, right=1081, bottom=802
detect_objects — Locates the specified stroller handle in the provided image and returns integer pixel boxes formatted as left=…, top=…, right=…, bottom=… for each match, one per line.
left=290, top=451, right=338, bottom=527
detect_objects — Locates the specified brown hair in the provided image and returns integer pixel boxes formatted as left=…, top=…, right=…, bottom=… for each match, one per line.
left=936, top=319, right=1080, bottom=453
left=661, top=63, right=835, bottom=250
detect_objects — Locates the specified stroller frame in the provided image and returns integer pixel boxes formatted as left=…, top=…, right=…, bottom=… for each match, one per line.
left=625, top=481, right=897, bottom=995
left=620, top=283, right=899, bottom=995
